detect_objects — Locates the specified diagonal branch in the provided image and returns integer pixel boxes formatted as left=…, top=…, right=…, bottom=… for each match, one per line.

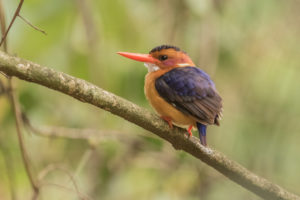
left=0, top=1, right=40, bottom=199
left=18, top=15, right=47, bottom=35
left=0, top=0, right=24, bottom=47
left=0, top=50, right=299, bottom=200
left=7, top=79, right=40, bottom=196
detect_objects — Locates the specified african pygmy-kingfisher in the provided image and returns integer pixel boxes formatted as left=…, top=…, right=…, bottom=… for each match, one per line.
left=118, top=45, right=222, bottom=146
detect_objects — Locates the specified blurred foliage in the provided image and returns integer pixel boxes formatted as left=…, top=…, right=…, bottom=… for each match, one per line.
left=0, top=0, right=300, bottom=199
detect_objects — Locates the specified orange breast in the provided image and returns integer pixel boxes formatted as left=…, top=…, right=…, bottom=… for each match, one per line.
left=144, top=70, right=196, bottom=127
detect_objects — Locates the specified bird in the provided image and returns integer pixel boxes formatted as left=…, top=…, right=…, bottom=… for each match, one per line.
left=118, top=45, right=222, bottom=146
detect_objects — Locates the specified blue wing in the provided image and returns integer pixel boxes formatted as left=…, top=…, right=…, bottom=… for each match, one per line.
left=155, top=67, right=222, bottom=125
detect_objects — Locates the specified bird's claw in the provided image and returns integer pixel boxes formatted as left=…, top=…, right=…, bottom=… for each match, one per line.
left=161, top=116, right=173, bottom=129
left=187, top=125, right=193, bottom=137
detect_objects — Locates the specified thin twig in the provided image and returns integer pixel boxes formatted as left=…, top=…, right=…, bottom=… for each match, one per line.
left=0, top=0, right=40, bottom=198
left=0, top=0, right=24, bottom=47
left=0, top=51, right=299, bottom=200
left=0, top=0, right=7, bottom=77
left=0, top=1, right=40, bottom=199
left=18, top=14, right=47, bottom=35
left=22, top=112, right=140, bottom=143
left=39, top=182, right=91, bottom=200
left=75, top=0, right=97, bottom=49
left=74, top=149, right=94, bottom=177
left=28, top=125, right=129, bottom=141
left=0, top=2, right=17, bottom=199
left=64, top=148, right=94, bottom=200
left=0, top=0, right=7, bottom=51
left=38, top=164, right=89, bottom=200
left=75, top=0, right=100, bottom=81
left=7, top=78, right=40, bottom=195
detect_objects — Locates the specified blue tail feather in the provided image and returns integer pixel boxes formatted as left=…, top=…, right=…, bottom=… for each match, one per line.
left=196, top=122, right=207, bottom=146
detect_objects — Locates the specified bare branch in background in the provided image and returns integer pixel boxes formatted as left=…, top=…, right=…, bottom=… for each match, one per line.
left=76, top=0, right=98, bottom=50
left=0, top=2, right=17, bottom=199
left=0, top=0, right=46, bottom=48
left=18, top=14, right=47, bottom=35
left=0, top=51, right=299, bottom=200
left=39, top=182, right=91, bottom=200
left=0, top=0, right=24, bottom=47
left=0, top=0, right=7, bottom=51
left=195, top=13, right=219, bottom=76
left=22, top=112, right=140, bottom=143
left=0, top=1, right=40, bottom=199
left=7, top=79, right=40, bottom=199
left=160, top=0, right=189, bottom=44
left=74, top=149, right=94, bottom=177
left=38, top=164, right=91, bottom=200
left=75, top=0, right=101, bottom=81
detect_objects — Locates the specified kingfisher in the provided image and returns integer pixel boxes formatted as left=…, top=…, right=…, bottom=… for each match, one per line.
left=118, top=45, right=222, bottom=146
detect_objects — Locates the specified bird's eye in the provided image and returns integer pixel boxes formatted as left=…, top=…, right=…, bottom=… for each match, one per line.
left=159, top=55, right=168, bottom=61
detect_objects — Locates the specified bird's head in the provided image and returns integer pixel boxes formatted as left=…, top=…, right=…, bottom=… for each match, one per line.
left=118, top=45, right=195, bottom=72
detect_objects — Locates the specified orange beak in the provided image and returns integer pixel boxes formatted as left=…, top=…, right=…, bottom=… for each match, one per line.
left=118, top=52, right=157, bottom=63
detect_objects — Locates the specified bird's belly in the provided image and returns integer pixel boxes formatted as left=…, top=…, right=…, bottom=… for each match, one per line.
left=144, top=74, right=195, bottom=126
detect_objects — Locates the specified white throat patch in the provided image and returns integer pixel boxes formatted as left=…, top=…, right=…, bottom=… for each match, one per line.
left=144, top=63, right=160, bottom=72
left=177, top=63, right=190, bottom=67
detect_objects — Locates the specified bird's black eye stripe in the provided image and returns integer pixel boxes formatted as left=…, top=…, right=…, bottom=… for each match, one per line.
left=159, top=55, right=168, bottom=61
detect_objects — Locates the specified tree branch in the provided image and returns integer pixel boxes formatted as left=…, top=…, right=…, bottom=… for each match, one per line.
left=18, top=14, right=47, bottom=35
left=0, top=50, right=299, bottom=200
left=7, top=78, right=40, bottom=196
left=0, top=0, right=24, bottom=47
left=0, top=1, right=40, bottom=199
left=37, top=165, right=89, bottom=200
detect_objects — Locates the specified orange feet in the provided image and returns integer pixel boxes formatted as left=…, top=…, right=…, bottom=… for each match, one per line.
left=187, top=125, right=193, bottom=137
left=161, top=116, right=173, bottom=129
